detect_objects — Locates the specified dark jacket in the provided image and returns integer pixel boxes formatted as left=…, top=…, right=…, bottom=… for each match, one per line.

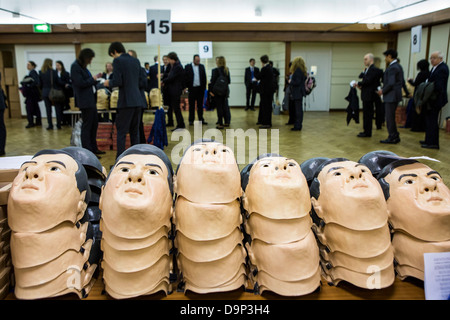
left=428, top=62, right=449, bottom=109
left=39, top=69, right=64, bottom=98
left=256, top=64, right=274, bottom=96
left=149, top=63, right=163, bottom=90
left=289, top=68, right=306, bottom=100
left=70, top=60, right=97, bottom=109
left=382, top=61, right=404, bottom=103
left=20, top=69, right=41, bottom=102
left=184, top=62, right=207, bottom=90
left=162, top=61, right=184, bottom=97
left=147, top=107, right=168, bottom=150
left=245, top=66, right=260, bottom=87
left=109, top=53, right=145, bottom=108
left=209, top=67, right=231, bottom=97
left=0, top=72, right=6, bottom=110
left=346, top=87, right=360, bottom=125
left=139, top=67, right=148, bottom=108
left=357, top=64, right=383, bottom=102
left=408, top=70, right=430, bottom=87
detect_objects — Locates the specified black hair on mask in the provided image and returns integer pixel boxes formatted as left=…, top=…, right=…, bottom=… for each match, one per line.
left=300, top=157, right=330, bottom=188
left=358, top=150, right=401, bottom=179
left=309, top=158, right=349, bottom=200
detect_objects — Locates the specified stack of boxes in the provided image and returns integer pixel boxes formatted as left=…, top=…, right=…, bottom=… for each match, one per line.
left=0, top=51, right=21, bottom=119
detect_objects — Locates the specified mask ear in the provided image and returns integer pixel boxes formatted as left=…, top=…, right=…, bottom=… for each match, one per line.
left=77, top=190, right=88, bottom=221
left=173, top=174, right=178, bottom=194
left=99, top=185, right=104, bottom=211
left=378, top=177, right=390, bottom=200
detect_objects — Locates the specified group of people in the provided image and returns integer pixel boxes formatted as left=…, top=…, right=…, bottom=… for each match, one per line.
left=354, top=49, right=448, bottom=149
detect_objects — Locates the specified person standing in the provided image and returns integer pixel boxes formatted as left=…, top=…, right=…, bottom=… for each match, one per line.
left=255, top=55, right=275, bottom=129
left=149, top=55, right=163, bottom=91
left=378, top=49, right=404, bottom=144
left=244, top=58, right=259, bottom=111
left=39, top=58, right=64, bottom=130
left=0, top=71, right=6, bottom=156
left=161, top=55, right=173, bottom=126
left=161, top=52, right=185, bottom=131
left=71, top=48, right=104, bottom=156
left=209, top=56, right=231, bottom=129
left=421, top=51, right=449, bottom=149
left=22, top=61, right=42, bottom=128
left=407, top=59, right=430, bottom=132
left=289, top=56, right=307, bottom=131
left=184, top=54, right=207, bottom=125
left=55, top=60, right=71, bottom=127
left=104, top=42, right=145, bottom=158
left=354, top=53, right=383, bottom=137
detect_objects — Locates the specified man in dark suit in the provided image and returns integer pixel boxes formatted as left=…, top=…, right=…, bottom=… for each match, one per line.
left=22, top=61, right=42, bottom=128
left=244, top=58, right=259, bottom=111
left=421, top=51, right=449, bottom=149
left=161, top=55, right=173, bottom=126
left=355, top=53, right=384, bottom=137
left=162, top=52, right=185, bottom=131
left=149, top=55, right=163, bottom=91
left=184, top=54, right=207, bottom=125
left=378, top=49, right=404, bottom=144
left=255, top=55, right=274, bottom=128
left=104, top=42, right=145, bottom=159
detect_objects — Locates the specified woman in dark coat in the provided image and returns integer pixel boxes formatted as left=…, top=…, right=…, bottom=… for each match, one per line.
left=289, top=56, right=307, bottom=131
left=56, top=60, right=72, bottom=125
left=39, top=58, right=64, bottom=129
left=209, top=56, right=231, bottom=129
left=407, top=59, right=430, bottom=132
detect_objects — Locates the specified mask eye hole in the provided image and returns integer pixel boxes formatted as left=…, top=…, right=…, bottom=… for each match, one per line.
left=149, top=170, right=159, bottom=176
left=194, top=148, right=201, bottom=152
left=288, top=162, right=296, bottom=167
left=431, top=176, right=440, bottom=182
left=262, top=164, right=270, bottom=168
left=120, top=167, right=130, bottom=173
left=49, top=166, right=61, bottom=172
left=333, top=172, right=341, bottom=176
left=404, top=179, right=415, bottom=185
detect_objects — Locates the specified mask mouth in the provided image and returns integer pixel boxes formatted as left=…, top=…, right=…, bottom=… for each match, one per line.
left=427, top=196, right=443, bottom=203
left=352, top=182, right=368, bottom=189
left=124, top=187, right=143, bottom=195
left=21, top=183, right=39, bottom=191
left=275, top=172, right=291, bottom=179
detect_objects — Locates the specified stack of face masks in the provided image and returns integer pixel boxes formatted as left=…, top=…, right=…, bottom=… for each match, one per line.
left=302, top=157, right=395, bottom=290
left=241, top=155, right=321, bottom=296
left=100, top=145, right=174, bottom=299
left=109, top=89, right=118, bottom=109
left=96, top=88, right=110, bottom=110
left=8, top=150, right=98, bottom=299
left=174, top=141, right=247, bottom=294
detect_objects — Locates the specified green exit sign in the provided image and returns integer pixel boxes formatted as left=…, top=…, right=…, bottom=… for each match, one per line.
left=33, top=24, right=52, bottom=33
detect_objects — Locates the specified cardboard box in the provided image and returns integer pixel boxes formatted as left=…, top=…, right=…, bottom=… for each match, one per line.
left=7, top=86, right=20, bottom=102
left=3, top=68, right=16, bottom=86
left=0, top=169, right=18, bottom=206
left=0, top=51, right=13, bottom=68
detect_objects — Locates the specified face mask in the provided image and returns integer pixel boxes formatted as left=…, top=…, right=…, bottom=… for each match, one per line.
left=175, top=142, right=242, bottom=204
left=14, top=239, right=93, bottom=288
left=8, top=154, right=88, bottom=233
left=244, top=213, right=312, bottom=245
left=100, top=154, right=173, bottom=239
left=245, top=231, right=319, bottom=282
left=104, top=278, right=170, bottom=299
left=102, top=255, right=171, bottom=299
left=243, top=157, right=311, bottom=219
left=175, top=228, right=243, bottom=262
left=11, top=221, right=89, bottom=268
left=312, top=222, right=392, bottom=259
left=312, top=161, right=388, bottom=231
left=173, top=197, right=242, bottom=241
left=183, top=273, right=247, bottom=294
left=384, top=163, right=450, bottom=241
left=395, top=264, right=424, bottom=281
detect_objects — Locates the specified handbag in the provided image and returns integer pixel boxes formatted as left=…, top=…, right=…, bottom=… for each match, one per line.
left=48, top=70, right=66, bottom=104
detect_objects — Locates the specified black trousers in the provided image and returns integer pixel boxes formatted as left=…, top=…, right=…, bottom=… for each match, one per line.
left=424, top=107, right=440, bottom=146
left=246, top=83, right=257, bottom=109
left=139, top=108, right=146, bottom=144
left=188, top=87, right=205, bottom=123
left=25, top=98, right=41, bottom=125
left=169, top=94, right=185, bottom=128
left=44, top=97, right=64, bottom=128
left=293, top=98, right=304, bottom=130
left=374, top=96, right=384, bottom=129
left=362, top=100, right=375, bottom=135
left=260, top=93, right=273, bottom=126
left=287, top=98, right=295, bottom=124
left=0, top=108, right=5, bottom=154
left=163, top=90, right=174, bottom=125
left=80, top=108, right=99, bottom=153
left=215, top=96, right=226, bottom=126
left=385, top=101, right=399, bottom=139
left=115, top=107, right=141, bottom=159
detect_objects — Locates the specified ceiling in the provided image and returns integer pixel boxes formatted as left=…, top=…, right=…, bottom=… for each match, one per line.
left=0, top=0, right=448, bottom=25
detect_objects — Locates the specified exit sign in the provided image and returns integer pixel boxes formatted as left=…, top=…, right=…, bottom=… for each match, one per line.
left=33, top=24, right=52, bottom=33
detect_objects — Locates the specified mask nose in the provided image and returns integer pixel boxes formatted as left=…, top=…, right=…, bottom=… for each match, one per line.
left=24, top=165, right=43, bottom=181
left=127, top=168, right=144, bottom=184
left=347, top=167, right=364, bottom=182
left=421, top=177, right=438, bottom=193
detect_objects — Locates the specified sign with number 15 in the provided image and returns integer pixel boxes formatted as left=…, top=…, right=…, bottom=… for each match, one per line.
left=146, top=9, right=172, bottom=46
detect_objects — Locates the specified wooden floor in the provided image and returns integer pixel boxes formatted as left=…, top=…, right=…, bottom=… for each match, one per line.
left=2, top=107, right=448, bottom=300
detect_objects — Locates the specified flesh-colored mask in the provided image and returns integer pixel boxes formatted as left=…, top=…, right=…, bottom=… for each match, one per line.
left=174, top=197, right=242, bottom=241
left=396, top=264, right=424, bottom=281
left=183, top=273, right=247, bottom=294
left=14, top=263, right=97, bottom=300
left=10, top=221, right=88, bottom=268
left=384, top=163, right=450, bottom=241
left=100, top=219, right=170, bottom=250
left=8, top=154, right=87, bottom=233
left=14, top=239, right=93, bottom=288
left=101, top=236, right=170, bottom=273
left=177, top=245, right=246, bottom=289
left=243, top=157, right=311, bottom=219
left=244, top=213, right=312, bottom=245
left=175, top=228, right=243, bottom=262
left=100, top=154, right=173, bottom=239
left=251, top=266, right=321, bottom=297
left=175, top=142, right=242, bottom=204
left=246, top=231, right=319, bottom=282
left=392, top=231, right=450, bottom=273
left=312, top=161, right=388, bottom=230
left=105, top=278, right=170, bottom=299
left=312, top=222, right=392, bottom=259
left=102, top=255, right=171, bottom=298
left=320, top=257, right=395, bottom=289
left=318, top=242, right=394, bottom=274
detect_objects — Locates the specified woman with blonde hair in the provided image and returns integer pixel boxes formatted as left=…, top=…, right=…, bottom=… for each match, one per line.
left=209, top=56, right=231, bottom=129
left=39, top=58, right=64, bottom=129
left=288, top=56, right=307, bottom=131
